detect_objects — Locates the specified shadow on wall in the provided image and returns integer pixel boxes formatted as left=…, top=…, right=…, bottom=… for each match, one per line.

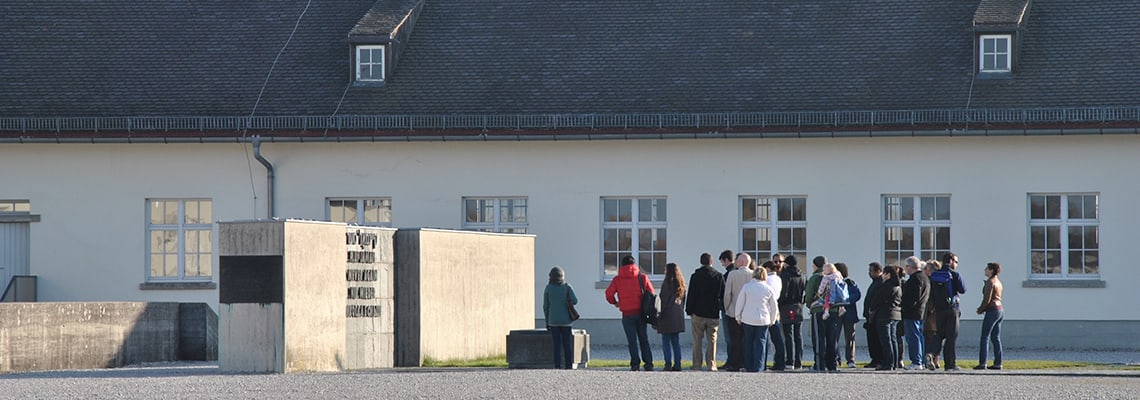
left=0, top=302, right=217, bottom=373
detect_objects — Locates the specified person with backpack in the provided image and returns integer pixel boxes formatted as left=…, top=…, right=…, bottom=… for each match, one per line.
left=928, top=252, right=967, bottom=371
left=813, top=263, right=848, bottom=371
left=655, top=263, right=686, bottom=372
left=543, top=266, right=579, bottom=369
left=778, top=255, right=806, bottom=369
left=835, top=263, right=862, bottom=368
left=733, top=266, right=780, bottom=373
left=604, top=255, right=656, bottom=371
left=872, top=265, right=903, bottom=371
left=900, top=256, right=930, bottom=370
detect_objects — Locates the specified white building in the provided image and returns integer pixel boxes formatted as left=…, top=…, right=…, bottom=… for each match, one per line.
left=2, top=0, right=1137, bottom=349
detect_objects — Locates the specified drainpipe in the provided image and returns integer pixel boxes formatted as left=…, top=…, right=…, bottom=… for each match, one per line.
left=251, top=136, right=276, bottom=219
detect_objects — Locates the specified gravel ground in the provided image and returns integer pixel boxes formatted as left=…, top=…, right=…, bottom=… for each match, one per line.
left=1, top=362, right=1139, bottom=400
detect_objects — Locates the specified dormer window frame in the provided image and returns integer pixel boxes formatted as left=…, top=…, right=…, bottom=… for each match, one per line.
left=355, top=45, right=386, bottom=83
left=979, top=34, right=1012, bottom=73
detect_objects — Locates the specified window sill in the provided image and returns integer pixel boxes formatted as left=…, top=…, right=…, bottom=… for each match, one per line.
left=1021, top=279, right=1105, bottom=288
left=0, top=214, right=40, bottom=223
left=139, top=281, right=217, bottom=291
left=594, top=278, right=663, bottom=289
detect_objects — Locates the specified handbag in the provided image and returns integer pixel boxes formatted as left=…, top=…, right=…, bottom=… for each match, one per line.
left=566, top=288, right=580, bottom=322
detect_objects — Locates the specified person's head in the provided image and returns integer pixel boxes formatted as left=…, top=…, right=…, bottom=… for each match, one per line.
left=752, top=266, right=768, bottom=281
left=620, top=255, right=636, bottom=266
left=785, top=255, right=799, bottom=268
left=700, top=252, right=712, bottom=266
left=835, top=262, right=849, bottom=278
left=941, top=252, right=959, bottom=269
left=719, top=250, right=735, bottom=267
left=904, top=256, right=924, bottom=276
left=926, top=260, right=942, bottom=272
left=922, top=262, right=937, bottom=277
left=771, top=253, right=784, bottom=266
left=548, top=266, right=565, bottom=284
left=868, top=262, right=883, bottom=279
left=735, top=252, right=752, bottom=269
left=883, top=264, right=901, bottom=281
left=985, top=262, right=1001, bottom=278
left=761, top=260, right=776, bottom=274
left=812, top=255, right=827, bottom=271
left=821, top=263, right=836, bottom=276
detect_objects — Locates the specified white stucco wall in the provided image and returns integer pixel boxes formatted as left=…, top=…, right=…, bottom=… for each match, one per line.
left=1, top=135, right=1134, bottom=321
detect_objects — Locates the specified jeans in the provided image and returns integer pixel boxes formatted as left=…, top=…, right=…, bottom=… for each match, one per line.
left=842, top=320, right=856, bottom=364
left=721, top=313, right=732, bottom=364
left=742, top=323, right=771, bottom=372
left=549, top=326, right=574, bottom=369
left=766, top=321, right=786, bottom=370
left=661, top=333, right=681, bottom=369
left=903, top=319, right=924, bottom=366
left=865, top=317, right=881, bottom=366
left=876, top=319, right=899, bottom=369
left=690, top=315, right=719, bottom=370
left=932, top=309, right=961, bottom=368
left=810, top=311, right=824, bottom=369
left=621, top=315, right=653, bottom=370
left=821, top=314, right=842, bottom=370
left=725, top=317, right=745, bottom=370
left=782, top=321, right=803, bottom=367
left=979, top=308, right=1004, bottom=366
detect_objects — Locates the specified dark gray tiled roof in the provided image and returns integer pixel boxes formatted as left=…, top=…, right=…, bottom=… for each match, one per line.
left=1, top=1, right=1137, bottom=120
left=974, top=0, right=1029, bottom=26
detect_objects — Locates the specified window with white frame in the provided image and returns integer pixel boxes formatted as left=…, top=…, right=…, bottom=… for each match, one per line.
left=356, top=45, right=385, bottom=82
left=602, top=197, right=667, bottom=277
left=147, top=199, right=213, bottom=281
left=883, top=195, right=950, bottom=266
left=980, top=34, right=1011, bottom=72
left=1029, top=194, right=1099, bottom=277
left=463, top=197, right=528, bottom=233
left=0, top=200, right=31, bottom=213
left=328, top=197, right=392, bottom=226
left=741, top=196, right=807, bottom=272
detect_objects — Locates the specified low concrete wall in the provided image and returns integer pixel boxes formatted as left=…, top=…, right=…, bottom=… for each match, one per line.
left=0, top=302, right=180, bottom=373
left=396, top=229, right=535, bottom=366
left=506, top=329, right=590, bottom=369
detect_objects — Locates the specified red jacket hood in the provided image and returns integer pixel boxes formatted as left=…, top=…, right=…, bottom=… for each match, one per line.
left=617, top=263, right=641, bottom=278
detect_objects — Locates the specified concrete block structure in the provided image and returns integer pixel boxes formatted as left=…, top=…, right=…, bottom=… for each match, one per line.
left=395, top=229, right=535, bottom=366
left=0, top=302, right=180, bottom=373
left=218, top=220, right=347, bottom=373
left=344, top=226, right=396, bottom=370
left=506, top=329, right=590, bottom=369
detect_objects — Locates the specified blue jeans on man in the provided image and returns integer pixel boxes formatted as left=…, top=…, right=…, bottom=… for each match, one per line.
left=821, top=314, right=842, bottom=371
left=742, top=323, right=771, bottom=372
left=621, top=315, right=653, bottom=370
left=903, top=319, right=924, bottom=367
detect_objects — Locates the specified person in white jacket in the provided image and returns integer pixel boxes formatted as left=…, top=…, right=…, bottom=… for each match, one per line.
left=734, top=267, right=780, bottom=372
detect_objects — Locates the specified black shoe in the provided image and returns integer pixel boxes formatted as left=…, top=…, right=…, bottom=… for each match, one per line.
left=987, top=365, right=1002, bottom=370
left=630, top=366, right=639, bottom=371
left=946, top=365, right=961, bottom=371
left=865, top=363, right=880, bottom=369
left=644, top=366, right=654, bottom=372
left=973, top=365, right=986, bottom=370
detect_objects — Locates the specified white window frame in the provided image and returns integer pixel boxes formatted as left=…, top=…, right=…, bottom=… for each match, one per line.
left=600, top=197, right=667, bottom=278
left=1028, top=193, right=1099, bottom=279
left=462, top=197, right=528, bottom=234
left=145, top=198, right=214, bottom=282
left=0, top=200, right=31, bottom=213
left=979, top=34, right=1012, bottom=73
left=355, top=45, right=385, bottom=82
left=327, top=197, right=393, bottom=227
left=740, top=196, right=808, bottom=270
left=882, top=195, right=951, bottom=266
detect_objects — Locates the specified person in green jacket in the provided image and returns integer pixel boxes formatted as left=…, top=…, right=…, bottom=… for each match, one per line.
left=543, top=266, right=579, bottom=369
left=804, top=255, right=826, bottom=370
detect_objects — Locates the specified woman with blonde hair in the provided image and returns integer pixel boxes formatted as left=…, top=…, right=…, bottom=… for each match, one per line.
left=655, top=262, right=687, bottom=371
left=734, top=267, right=779, bottom=372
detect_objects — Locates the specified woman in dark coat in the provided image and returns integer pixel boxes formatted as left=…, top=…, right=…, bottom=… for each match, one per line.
left=873, top=265, right=903, bottom=371
left=655, top=262, right=687, bottom=371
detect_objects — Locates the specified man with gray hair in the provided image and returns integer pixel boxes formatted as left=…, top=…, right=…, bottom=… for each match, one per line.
left=900, top=256, right=930, bottom=370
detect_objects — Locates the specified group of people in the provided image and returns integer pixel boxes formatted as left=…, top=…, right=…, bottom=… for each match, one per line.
left=542, top=250, right=1004, bottom=372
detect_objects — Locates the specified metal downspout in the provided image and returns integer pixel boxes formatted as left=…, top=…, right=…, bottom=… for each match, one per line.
left=251, top=136, right=276, bottom=219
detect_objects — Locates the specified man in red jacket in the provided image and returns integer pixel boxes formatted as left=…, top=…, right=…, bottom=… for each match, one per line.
left=606, top=255, right=656, bottom=371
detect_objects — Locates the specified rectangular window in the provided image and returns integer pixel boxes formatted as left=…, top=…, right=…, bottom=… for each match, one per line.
left=356, top=45, right=385, bottom=82
left=882, top=195, right=950, bottom=266
left=0, top=200, right=31, bottom=213
left=328, top=197, right=392, bottom=227
left=1029, top=194, right=1099, bottom=277
left=741, top=196, right=807, bottom=271
left=462, top=197, right=528, bottom=234
left=146, top=199, right=213, bottom=281
left=980, top=34, right=1011, bottom=72
left=601, top=197, right=667, bottom=277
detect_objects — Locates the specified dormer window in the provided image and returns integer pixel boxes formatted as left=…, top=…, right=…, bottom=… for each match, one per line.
left=979, top=34, right=1011, bottom=73
left=355, top=45, right=385, bottom=82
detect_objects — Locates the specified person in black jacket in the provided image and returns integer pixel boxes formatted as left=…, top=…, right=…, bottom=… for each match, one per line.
left=778, top=254, right=806, bottom=369
left=862, top=262, right=884, bottom=369
left=900, top=256, right=930, bottom=370
left=873, top=265, right=903, bottom=371
left=686, top=252, right=725, bottom=371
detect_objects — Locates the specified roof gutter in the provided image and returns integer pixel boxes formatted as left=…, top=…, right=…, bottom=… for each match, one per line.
left=251, top=135, right=276, bottom=219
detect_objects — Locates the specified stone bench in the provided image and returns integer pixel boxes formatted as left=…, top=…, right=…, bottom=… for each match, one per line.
left=506, top=329, right=590, bottom=369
